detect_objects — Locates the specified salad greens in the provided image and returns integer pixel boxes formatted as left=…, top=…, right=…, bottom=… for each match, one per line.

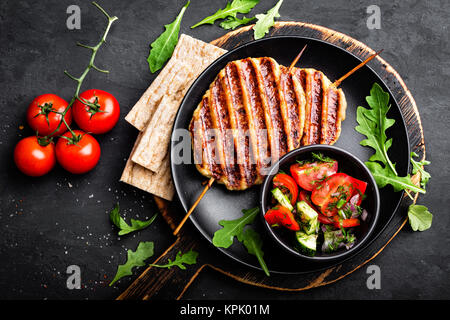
left=109, top=241, right=154, bottom=286
left=253, top=0, right=283, bottom=40
left=147, top=1, right=190, bottom=73
left=212, top=207, right=259, bottom=248
left=411, top=152, right=431, bottom=189
left=109, top=203, right=158, bottom=236
left=191, top=0, right=259, bottom=29
left=408, top=204, right=433, bottom=231
left=149, top=250, right=199, bottom=270
left=220, top=16, right=256, bottom=30
left=242, top=228, right=270, bottom=276
left=213, top=207, right=270, bottom=276
left=356, top=83, right=432, bottom=231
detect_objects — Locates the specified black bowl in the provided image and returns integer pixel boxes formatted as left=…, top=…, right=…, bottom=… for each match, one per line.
left=260, top=145, right=380, bottom=262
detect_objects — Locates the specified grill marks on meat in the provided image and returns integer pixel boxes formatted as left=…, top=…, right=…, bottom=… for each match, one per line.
left=190, top=57, right=347, bottom=190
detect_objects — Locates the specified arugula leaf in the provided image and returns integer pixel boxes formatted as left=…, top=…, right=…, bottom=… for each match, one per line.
left=147, top=1, right=190, bottom=73
left=355, top=83, right=397, bottom=174
left=109, top=241, right=154, bottom=286
left=410, top=152, right=431, bottom=188
left=212, top=207, right=259, bottom=248
left=109, top=203, right=158, bottom=236
left=220, top=16, right=255, bottom=30
left=365, top=161, right=425, bottom=194
left=242, top=228, right=270, bottom=276
left=149, top=250, right=198, bottom=270
left=253, top=0, right=283, bottom=40
left=356, top=83, right=425, bottom=195
left=191, top=0, right=259, bottom=29
left=408, top=204, right=433, bottom=231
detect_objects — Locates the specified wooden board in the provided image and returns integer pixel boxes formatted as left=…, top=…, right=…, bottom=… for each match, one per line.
left=116, top=21, right=426, bottom=300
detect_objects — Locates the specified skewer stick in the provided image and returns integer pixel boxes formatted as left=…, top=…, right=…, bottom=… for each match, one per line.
left=332, top=49, right=383, bottom=87
left=173, top=177, right=215, bottom=236
left=288, top=44, right=307, bottom=71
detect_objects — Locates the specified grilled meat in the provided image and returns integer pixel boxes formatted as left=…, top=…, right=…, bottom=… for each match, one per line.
left=189, top=57, right=347, bottom=190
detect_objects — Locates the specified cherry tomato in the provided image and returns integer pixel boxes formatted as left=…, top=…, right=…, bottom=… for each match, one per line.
left=14, top=136, right=56, bottom=176
left=72, top=89, right=120, bottom=134
left=273, top=173, right=298, bottom=205
left=311, top=173, right=355, bottom=217
left=264, top=206, right=300, bottom=231
left=290, top=160, right=338, bottom=191
left=26, top=94, right=72, bottom=136
left=55, top=130, right=101, bottom=174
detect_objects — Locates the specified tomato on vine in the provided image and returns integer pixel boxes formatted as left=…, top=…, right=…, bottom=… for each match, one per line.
left=14, top=136, right=56, bottom=177
left=55, top=130, right=101, bottom=174
left=26, top=94, right=72, bottom=136
left=73, top=89, right=120, bottom=134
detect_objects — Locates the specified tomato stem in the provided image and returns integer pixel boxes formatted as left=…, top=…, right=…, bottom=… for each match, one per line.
left=42, top=2, right=118, bottom=140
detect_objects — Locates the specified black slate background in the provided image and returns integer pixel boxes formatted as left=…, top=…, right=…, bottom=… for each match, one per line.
left=0, top=0, right=448, bottom=300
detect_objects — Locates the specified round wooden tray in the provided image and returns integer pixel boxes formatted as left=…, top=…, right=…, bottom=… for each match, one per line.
left=116, top=21, right=425, bottom=300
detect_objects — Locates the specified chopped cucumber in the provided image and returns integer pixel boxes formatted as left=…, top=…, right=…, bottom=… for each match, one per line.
left=295, top=231, right=317, bottom=256
left=303, top=217, right=320, bottom=235
left=296, top=201, right=318, bottom=222
left=271, top=188, right=294, bottom=211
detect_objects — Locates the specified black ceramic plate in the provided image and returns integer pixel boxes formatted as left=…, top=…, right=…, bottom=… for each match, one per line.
left=170, top=36, right=409, bottom=274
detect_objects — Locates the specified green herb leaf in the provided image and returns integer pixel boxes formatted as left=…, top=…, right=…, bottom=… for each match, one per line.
left=356, top=83, right=425, bottom=195
left=365, top=161, right=425, bottom=194
left=147, top=1, right=190, bottom=73
left=220, top=15, right=256, bottom=29
left=410, top=152, right=431, bottom=188
left=242, top=228, right=270, bottom=276
left=355, top=83, right=397, bottom=174
left=408, top=204, right=433, bottom=231
left=149, top=250, right=198, bottom=270
left=311, top=152, right=335, bottom=163
left=253, top=0, right=283, bottom=40
left=109, top=203, right=158, bottom=236
left=212, top=207, right=259, bottom=248
left=109, top=241, right=154, bottom=286
left=191, top=0, right=259, bottom=29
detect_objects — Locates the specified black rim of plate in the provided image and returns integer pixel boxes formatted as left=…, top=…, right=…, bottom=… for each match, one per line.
left=170, top=35, right=410, bottom=275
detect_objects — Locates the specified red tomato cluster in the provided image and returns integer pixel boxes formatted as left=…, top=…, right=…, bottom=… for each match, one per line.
left=14, top=90, right=120, bottom=177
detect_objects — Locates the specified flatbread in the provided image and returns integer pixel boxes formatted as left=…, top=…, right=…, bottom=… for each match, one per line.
left=120, top=133, right=174, bottom=201
left=125, top=34, right=227, bottom=131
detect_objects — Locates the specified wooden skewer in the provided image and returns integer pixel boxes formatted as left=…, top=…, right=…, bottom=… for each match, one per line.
left=332, top=49, right=383, bottom=87
left=289, top=44, right=307, bottom=71
left=173, top=177, right=215, bottom=235
left=172, top=47, right=383, bottom=237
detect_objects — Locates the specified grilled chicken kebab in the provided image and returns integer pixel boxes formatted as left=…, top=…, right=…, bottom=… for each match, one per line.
left=189, top=57, right=347, bottom=191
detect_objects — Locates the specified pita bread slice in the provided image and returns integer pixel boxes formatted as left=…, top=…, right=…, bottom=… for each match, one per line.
left=120, top=133, right=174, bottom=201
left=125, top=34, right=227, bottom=131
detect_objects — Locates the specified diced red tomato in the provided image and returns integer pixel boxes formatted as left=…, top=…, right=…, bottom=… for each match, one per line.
left=333, top=216, right=360, bottom=228
left=264, top=206, right=300, bottom=231
left=290, top=160, right=338, bottom=191
left=350, top=177, right=368, bottom=206
left=273, top=173, right=298, bottom=205
left=318, top=214, right=334, bottom=224
left=311, top=173, right=355, bottom=217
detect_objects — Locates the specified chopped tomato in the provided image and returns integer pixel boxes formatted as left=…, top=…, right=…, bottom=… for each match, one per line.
left=333, top=216, right=360, bottom=228
left=290, top=160, right=338, bottom=191
left=350, top=177, right=368, bottom=206
left=264, top=206, right=300, bottom=231
left=273, top=173, right=298, bottom=205
left=311, top=173, right=355, bottom=217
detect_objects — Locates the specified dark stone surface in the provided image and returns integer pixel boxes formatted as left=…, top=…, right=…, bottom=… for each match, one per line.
left=0, top=0, right=448, bottom=300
